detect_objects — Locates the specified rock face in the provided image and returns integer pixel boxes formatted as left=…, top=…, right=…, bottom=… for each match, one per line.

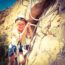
left=0, top=0, right=65, bottom=65
left=27, top=2, right=65, bottom=65
left=0, top=10, right=8, bottom=24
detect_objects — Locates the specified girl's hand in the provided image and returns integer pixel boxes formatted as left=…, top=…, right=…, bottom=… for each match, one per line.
left=26, top=22, right=31, bottom=28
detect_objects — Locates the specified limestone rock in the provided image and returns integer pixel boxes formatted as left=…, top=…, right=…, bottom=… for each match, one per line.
left=27, top=3, right=65, bottom=65
left=0, top=0, right=65, bottom=65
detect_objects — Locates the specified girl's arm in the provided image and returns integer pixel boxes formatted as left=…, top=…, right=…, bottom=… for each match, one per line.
left=19, top=22, right=30, bottom=43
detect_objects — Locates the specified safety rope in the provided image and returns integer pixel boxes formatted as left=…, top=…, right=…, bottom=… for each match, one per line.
left=29, top=0, right=40, bottom=21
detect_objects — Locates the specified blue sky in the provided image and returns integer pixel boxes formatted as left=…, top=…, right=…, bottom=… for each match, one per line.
left=0, top=0, right=16, bottom=11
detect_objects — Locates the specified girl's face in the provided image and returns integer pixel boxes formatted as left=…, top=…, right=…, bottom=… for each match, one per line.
left=16, top=20, right=26, bottom=32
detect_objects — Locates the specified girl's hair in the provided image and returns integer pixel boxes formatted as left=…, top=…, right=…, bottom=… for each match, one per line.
left=15, top=17, right=27, bottom=23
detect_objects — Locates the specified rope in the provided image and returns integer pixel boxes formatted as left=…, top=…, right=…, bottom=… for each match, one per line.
left=29, top=12, right=40, bottom=21
left=29, top=0, right=40, bottom=21
left=16, top=0, right=59, bottom=55
left=29, top=0, right=59, bottom=22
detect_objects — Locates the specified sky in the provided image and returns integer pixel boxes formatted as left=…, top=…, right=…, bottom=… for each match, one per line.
left=0, top=0, right=16, bottom=11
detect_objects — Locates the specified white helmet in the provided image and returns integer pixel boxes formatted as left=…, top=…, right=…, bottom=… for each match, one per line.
left=16, top=15, right=25, bottom=19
